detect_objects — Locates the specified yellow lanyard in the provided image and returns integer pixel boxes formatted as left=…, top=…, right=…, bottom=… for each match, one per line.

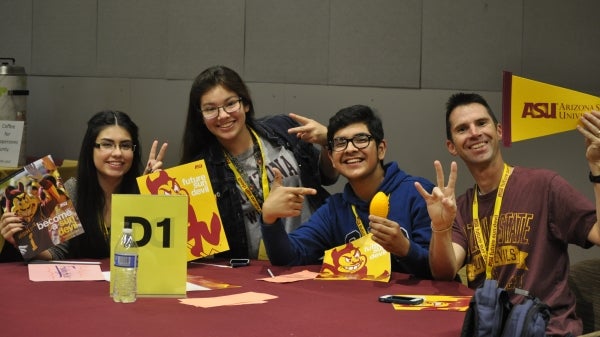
left=472, top=163, right=512, bottom=279
left=98, top=214, right=110, bottom=247
left=350, top=205, right=368, bottom=237
left=224, top=128, right=269, bottom=212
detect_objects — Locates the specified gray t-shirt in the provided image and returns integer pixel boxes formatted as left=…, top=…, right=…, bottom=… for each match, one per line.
left=234, top=137, right=312, bottom=259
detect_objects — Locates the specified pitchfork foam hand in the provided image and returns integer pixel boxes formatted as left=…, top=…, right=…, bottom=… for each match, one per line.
left=369, top=191, right=389, bottom=218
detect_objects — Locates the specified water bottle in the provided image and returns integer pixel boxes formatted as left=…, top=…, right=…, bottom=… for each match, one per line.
left=112, top=224, right=138, bottom=303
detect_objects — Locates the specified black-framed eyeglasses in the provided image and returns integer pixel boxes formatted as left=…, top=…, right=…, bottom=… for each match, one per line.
left=94, top=141, right=136, bottom=152
left=200, top=97, right=243, bottom=119
left=329, top=133, right=374, bottom=152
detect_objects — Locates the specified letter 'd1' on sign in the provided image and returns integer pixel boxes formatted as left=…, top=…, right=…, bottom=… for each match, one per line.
left=110, top=194, right=188, bottom=297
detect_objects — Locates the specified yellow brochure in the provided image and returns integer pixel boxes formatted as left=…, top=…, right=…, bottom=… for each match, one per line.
left=391, top=295, right=472, bottom=311
left=137, top=159, right=229, bottom=260
left=316, top=233, right=391, bottom=282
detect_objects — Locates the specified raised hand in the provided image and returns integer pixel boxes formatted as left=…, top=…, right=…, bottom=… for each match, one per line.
left=143, top=140, right=168, bottom=174
left=261, top=167, right=317, bottom=224
left=577, top=111, right=600, bottom=165
left=287, top=113, right=328, bottom=146
left=414, top=160, right=458, bottom=231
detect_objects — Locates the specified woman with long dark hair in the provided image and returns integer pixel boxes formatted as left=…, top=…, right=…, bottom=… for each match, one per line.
left=0, top=110, right=167, bottom=260
left=181, top=65, right=337, bottom=259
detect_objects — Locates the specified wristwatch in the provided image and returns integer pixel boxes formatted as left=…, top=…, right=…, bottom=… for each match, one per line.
left=589, top=171, right=600, bottom=183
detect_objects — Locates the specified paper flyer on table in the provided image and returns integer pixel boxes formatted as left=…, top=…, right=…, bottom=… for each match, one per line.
left=390, top=294, right=472, bottom=311
left=28, top=263, right=104, bottom=281
left=316, top=233, right=390, bottom=282
left=179, top=292, right=278, bottom=308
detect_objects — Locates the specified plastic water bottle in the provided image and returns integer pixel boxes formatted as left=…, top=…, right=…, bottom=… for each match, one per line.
left=112, top=225, right=138, bottom=303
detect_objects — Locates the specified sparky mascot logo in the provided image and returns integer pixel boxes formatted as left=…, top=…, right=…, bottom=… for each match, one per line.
left=320, top=242, right=368, bottom=279
left=4, top=176, right=68, bottom=256
left=145, top=170, right=222, bottom=258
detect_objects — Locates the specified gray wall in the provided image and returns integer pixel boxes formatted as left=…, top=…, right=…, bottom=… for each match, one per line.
left=1, top=0, right=599, bottom=261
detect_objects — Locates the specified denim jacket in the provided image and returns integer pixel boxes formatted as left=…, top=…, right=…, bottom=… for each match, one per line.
left=192, top=115, right=334, bottom=258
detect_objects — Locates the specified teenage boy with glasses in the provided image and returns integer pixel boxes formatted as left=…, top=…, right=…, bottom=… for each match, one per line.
left=260, top=105, right=435, bottom=278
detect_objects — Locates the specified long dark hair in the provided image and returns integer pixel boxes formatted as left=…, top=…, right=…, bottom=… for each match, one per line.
left=180, top=65, right=255, bottom=164
left=70, top=110, right=143, bottom=258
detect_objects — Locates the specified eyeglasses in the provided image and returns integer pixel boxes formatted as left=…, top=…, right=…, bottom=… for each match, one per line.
left=94, top=141, right=136, bottom=152
left=329, top=133, right=374, bottom=152
left=200, top=98, right=243, bottom=119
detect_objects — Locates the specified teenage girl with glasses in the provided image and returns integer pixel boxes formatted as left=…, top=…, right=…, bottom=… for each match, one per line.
left=181, top=65, right=338, bottom=260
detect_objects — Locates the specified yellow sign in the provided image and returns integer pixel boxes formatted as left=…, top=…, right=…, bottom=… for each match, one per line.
left=502, top=71, right=600, bottom=146
left=137, top=160, right=229, bottom=260
left=110, top=194, right=188, bottom=297
left=316, top=233, right=391, bottom=282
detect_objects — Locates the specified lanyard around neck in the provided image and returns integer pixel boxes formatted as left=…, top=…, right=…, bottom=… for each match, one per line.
left=224, top=128, right=269, bottom=212
left=472, top=163, right=512, bottom=279
left=350, top=204, right=368, bottom=237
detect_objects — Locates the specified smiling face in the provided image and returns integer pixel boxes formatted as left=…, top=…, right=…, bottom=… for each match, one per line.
left=446, top=102, right=502, bottom=167
left=328, top=122, right=386, bottom=182
left=93, top=125, right=134, bottom=183
left=200, top=85, right=250, bottom=148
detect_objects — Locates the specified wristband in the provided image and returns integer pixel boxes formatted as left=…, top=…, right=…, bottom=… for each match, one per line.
left=431, top=224, right=453, bottom=233
left=589, top=171, right=600, bottom=183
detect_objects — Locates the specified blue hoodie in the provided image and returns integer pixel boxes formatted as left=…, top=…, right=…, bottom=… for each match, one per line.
left=261, top=161, right=434, bottom=279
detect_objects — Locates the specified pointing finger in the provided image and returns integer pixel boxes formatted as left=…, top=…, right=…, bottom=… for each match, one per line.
left=294, top=187, right=317, bottom=196
left=288, top=112, right=310, bottom=125
left=288, top=125, right=307, bottom=136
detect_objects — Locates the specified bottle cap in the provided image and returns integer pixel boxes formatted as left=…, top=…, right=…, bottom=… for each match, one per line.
left=122, top=227, right=133, bottom=234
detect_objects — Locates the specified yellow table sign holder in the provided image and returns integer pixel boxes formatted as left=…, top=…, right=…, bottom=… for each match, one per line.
left=110, top=194, right=188, bottom=297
